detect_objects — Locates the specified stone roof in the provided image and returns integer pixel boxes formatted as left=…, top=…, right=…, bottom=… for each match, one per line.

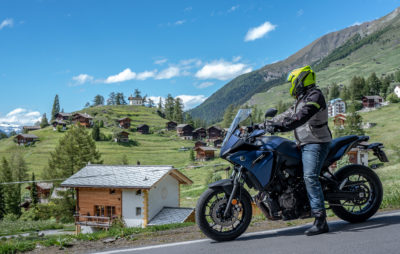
left=148, top=207, right=194, bottom=226
left=195, top=146, right=217, bottom=151
left=363, top=95, right=383, bottom=100
left=177, top=124, right=191, bottom=128
left=17, top=134, right=39, bottom=139
left=56, top=113, right=72, bottom=117
left=73, top=113, right=93, bottom=119
left=61, top=165, right=192, bottom=189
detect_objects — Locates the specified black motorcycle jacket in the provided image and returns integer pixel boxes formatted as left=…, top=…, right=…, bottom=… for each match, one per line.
left=267, top=86, right=332, bottom=146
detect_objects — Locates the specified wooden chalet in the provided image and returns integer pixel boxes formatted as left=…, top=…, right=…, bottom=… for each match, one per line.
left=362, top=96, right=383, bottom=108
left=61, top=165, right=193, bottom=233
left=14, top=134, right=39, bottom=146
left=115, top=131, right=130, bottom=143
left=177, top=124, right=194, bottom=140
left=166, top=121, right=178, bottom=131
left=51, top=119, right=67, bottom=131
left=23, top=126, right=40, bottom=132
left=213, top=139, right=223, bottom=148
left=193, top=128, right=206, bottom=140
left=137, top=124, right=150, bottom=134
left=207, top=126, right=223, bottom=140
left=55, top=112, right=72, bottom=121
left=72, top=113, right=93, bottom=127
left=117, top=117, right=131, bottom=129
left=26, top=182, right=53, bottom=203
left=333, top=114, right=346, bottom=127
left=194, top=140, right=207, bottom=148
left=194, top=146, right=217, bottom=161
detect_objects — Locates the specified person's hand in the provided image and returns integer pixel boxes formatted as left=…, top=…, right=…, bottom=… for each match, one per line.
left=265, top=121, right=282, bottom=134
left=265, top=124, right=276, bottom=134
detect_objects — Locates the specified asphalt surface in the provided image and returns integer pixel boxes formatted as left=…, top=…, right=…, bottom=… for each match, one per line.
left=95, top=210, right=400, bottom=254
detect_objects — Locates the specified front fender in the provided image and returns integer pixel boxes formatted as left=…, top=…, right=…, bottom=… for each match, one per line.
left=208, top=179, right=233, bottom=194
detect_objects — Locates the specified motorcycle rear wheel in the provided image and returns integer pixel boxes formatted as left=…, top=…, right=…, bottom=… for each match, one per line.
left=329, top=164, right=383, bottom=223
left=196, top=188, right=252, bottom=241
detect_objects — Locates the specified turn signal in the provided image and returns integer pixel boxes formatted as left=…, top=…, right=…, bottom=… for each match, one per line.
left=231, top=199, right=238, bottom=205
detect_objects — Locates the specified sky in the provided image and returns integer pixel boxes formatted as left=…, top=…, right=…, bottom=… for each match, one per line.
left=0, top=0, right=400, bottom=126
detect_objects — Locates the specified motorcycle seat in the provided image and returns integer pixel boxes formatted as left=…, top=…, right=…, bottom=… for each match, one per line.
left=323, top=135, right=365, bottom=167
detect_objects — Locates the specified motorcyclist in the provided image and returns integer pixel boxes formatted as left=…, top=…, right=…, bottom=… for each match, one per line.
left=260, top=65, right=332, bottom=236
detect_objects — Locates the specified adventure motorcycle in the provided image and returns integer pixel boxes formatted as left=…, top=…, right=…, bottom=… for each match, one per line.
left=196, top=108, right=388, bottom=241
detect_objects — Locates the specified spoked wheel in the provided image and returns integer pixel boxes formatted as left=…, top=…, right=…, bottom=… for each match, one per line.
left=329, top=164, right=383, bottom=223
left=196, top=188, right=252, bottom=241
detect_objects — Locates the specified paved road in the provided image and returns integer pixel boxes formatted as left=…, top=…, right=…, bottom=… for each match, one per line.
left=95, top=211, right=400, bottom=254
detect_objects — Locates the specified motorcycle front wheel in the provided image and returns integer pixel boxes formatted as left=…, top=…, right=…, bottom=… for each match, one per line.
left=329, top=164, right=383, bottom=223
left=196, top=187, right=252, bottom=241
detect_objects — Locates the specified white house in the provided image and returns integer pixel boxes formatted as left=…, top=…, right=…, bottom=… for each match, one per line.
left=395, top=85, right=400, bottom=98
left=128, top=95, right=144, bottom=106
left=328, top=98, right=346, bottom=117
left=61, top=165, right=193, bottom=233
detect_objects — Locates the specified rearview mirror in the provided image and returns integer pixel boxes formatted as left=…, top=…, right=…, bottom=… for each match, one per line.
left=265, top=108, right=278, bottom=118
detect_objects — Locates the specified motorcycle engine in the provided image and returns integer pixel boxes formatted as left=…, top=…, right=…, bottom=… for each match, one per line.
left=278, top=181, right=310, bottom=220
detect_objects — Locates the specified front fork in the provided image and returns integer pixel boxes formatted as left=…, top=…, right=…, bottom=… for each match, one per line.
left=223, top=166, right=243, bottom=218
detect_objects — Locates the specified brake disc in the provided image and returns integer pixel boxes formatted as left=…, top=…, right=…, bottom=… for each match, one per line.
left=210, top=198, right=240, bottom=227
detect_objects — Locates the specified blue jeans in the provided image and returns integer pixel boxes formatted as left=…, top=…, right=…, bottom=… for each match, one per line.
left=301, top=142, right=330, bottom=213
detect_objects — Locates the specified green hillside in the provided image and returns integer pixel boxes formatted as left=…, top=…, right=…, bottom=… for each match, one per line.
left=0, top=105, right=202, bottom=178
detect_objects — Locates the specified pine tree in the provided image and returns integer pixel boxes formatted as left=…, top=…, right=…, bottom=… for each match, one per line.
left=343, top=101, right=364, bottom=136
left=10, top=152, right=28, bottom=182
left=222, top=104, right=234, bottom=128
left=121, top=154, right=129, bottom=165
left=134, top=89, right=141, bottom=98
left=395, top=70, right=400, bottom=82
left=340, top=85, right=350, bottom=101
left=40, top=113, right=49, bottom=128
left=93, top=95, right=105, bottom=106
left=51, top=95, right=60, bottom=120
left=107, top=92, right=116, bottom=105
left=91, top=123, right=100, bottom=141
left=350, top=76, right=365, bottom=100
left=30, top=173, right=38, bottom=206
left=0, top=171, right=5, bottom=219
left=158, top=97, right=163, bottom=111
left=1, top=157, right=20, bottom=216
left=99, top=120, right=104, bottom=128
left=45, top=125, right=103, bottom=179
left=367, top=72, right=382, bottom=95
left=147, top=98, right=155, bottom=108
left=173, top=98, right=184, bottom=123
left=164, top=94, right=175, bottom=120
left=185, top=113, right=195, bottom=126
left=329, top=83, right=340, bottom=100
left=380, top=76, right=391, bottom=98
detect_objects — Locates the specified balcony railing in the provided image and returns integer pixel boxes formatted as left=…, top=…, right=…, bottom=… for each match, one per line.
left=74, top=213, right=118, bottom=228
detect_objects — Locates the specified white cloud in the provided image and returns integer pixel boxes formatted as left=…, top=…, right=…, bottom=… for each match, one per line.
left=195, top=60, right=252, bottom=81
left=72, top=74, right=94, bottom=85
left=175, top=20, right=186, bottom=25
left=297, top=9, right=304, bottom=17
left=228, top=5, right=239, bottom=13
left=156, top=66, right=180, bottom=80
left=0, top=18, right=13, bottom=30
left=136, top=70, right=157, bottom=80
left=0, top=108, right=41, bottom=126
left=196, top=81, right=215, bottom=89
left=244, top=21, right=276, bottom=42
left=154, top=58, right=167, bottom=65
left=105, top=68, right=136, bottom=83
left=176, top=95, right=207, bottom=110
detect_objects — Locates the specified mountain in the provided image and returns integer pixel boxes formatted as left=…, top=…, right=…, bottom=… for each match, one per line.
left=189, top=7, right=400, bottom=123
left=0, top=123, right=22, bottom=135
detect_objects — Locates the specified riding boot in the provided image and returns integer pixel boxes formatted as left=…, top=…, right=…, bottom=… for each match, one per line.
left=304, top=210, right=329, bottom=236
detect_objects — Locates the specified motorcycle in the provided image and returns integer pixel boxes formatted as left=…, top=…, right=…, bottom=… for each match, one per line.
left=196, top=108, right=388, bottom=241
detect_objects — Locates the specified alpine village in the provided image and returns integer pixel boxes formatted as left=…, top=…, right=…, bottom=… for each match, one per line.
left=1, top=5, right=400, bottom=254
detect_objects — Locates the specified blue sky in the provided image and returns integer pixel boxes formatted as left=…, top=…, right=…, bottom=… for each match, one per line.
left=0, top=0, right=399, bottom=126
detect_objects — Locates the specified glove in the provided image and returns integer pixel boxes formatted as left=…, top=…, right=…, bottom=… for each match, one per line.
left=265, top=125, right=277, bottom=134
left=265, top=121, right=283, bottom=134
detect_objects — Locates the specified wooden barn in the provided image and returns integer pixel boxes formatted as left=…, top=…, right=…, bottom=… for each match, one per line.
left=362, top=96, right=383, bottom=108
left=193, top=128, right=207, bottom=140
left=166, top=121, right=178, bottom=131
left=333, top=114, right=346, bottom=127
left=194, top=146, right=217, bottom=161
left=207, top=126, right=223, bottom=140
left=72, top=113, right=93, bottom=127
left=61, top=165, right=193, bottom=233
left=14, top=134, right=39, bottom=146
left=114, top=131, right=130, bottom=143
left=137, top=124, right=150, bottom=134
left=51, top=119, right=67, bottom=131
left=117, top=117, right=131, bottom=129
left=194, top=140, right=207, bottom=148
left=213, top=139, right=223, bottom=148
left=177, top=124, right=194, bottom=140
left=26, top=182, right=53, bottom=203
left=55, top=112, right=72, bottom=121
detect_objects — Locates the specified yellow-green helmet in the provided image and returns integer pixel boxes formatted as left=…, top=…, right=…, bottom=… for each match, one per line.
left=287, top=65, right=316, bottom=97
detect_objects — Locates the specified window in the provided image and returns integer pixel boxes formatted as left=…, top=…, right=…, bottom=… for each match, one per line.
left=136, top=190, right=142, bottom=195
left=106, top=206, right=116, bottom=217
left=136, top=207, right=142, bottom=216
left=95, top=205, right=105, bottom=217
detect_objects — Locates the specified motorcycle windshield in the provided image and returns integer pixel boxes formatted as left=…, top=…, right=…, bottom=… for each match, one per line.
left=220, top=109, right=252, bottom=155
